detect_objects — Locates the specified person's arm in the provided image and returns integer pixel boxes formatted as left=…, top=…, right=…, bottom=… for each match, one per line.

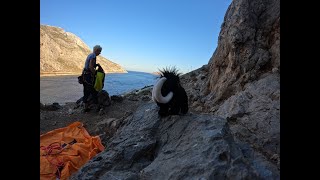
left=89, top=58, right=96, bottom=75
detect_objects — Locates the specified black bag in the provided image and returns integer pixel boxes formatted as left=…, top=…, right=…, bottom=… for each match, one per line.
left=78, top=74, right=84, bottom=84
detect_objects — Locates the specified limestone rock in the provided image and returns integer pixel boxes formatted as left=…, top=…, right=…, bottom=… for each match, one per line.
left=40, top=24, right=127, bottom=75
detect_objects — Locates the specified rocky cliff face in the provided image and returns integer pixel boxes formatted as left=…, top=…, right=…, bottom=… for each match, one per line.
left=182, top=0, right=280, bottom=173
left=69, top=0, right=280, bottom=178
left=206, top=0, right=279, bottom=105
left=40, top=25, right=127, bottom=75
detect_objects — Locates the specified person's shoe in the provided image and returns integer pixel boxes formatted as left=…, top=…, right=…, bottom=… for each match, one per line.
left=81, top=108, right=90, bottom=113
left=81, top=103, right=90, bottom=113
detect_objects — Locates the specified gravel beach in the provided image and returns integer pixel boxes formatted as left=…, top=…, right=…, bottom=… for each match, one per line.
left=40, top=75, right=83, bottom=105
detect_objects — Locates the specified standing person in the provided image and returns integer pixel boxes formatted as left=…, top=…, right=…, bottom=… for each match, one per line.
left=82, top=45, right=102, bottom=112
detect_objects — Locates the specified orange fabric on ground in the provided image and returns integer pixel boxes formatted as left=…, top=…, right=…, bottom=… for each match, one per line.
left=40, top=121, right=105, bottom=180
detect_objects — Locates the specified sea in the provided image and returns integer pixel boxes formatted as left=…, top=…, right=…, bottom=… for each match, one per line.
left=104, top=71, right=159, bottom=96
left=40, top=71, right=159, bottom=105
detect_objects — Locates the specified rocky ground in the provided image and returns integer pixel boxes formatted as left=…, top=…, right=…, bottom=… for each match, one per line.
left=40, top=69, right=280, bottom=179
left=40, top=0, right=280, bottom=177
left=40, top=70, right=201, bottom=142
left=40, top=86, right=176, bottom=144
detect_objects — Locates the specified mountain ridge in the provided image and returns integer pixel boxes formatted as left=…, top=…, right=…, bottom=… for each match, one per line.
left=40, top=24, right=127, bottom=76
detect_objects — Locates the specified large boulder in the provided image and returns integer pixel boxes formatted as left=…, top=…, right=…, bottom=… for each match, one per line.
left=71, top=103, right=279, bottom=179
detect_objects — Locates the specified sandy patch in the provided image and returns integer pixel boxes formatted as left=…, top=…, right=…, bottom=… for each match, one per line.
left=40, top=75, right=83, bottom=105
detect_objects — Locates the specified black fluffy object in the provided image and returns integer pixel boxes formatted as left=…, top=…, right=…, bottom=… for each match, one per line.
left=155, top=67, right=188, bottom=117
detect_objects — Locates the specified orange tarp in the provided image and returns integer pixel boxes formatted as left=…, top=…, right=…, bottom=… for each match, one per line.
left=40, top=121, right=105, bottom=180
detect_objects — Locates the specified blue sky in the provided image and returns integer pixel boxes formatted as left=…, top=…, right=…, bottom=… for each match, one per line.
left=40, top=0, right=232, bottom=74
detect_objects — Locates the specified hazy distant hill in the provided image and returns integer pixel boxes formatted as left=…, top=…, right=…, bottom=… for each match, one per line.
left=40, top=24, right=127, bottom=76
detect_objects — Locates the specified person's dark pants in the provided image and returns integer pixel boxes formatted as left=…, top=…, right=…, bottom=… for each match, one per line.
left=83, top=73, right=98, bottom=104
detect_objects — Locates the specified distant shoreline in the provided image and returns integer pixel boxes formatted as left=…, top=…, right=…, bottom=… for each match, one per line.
left=40, top=71, right=156, bottom=105
left=40, top=72, right=80, bottom=77
left=40, top=71, right=159, bottom=77
left=40, top=71, right=129, bottom=77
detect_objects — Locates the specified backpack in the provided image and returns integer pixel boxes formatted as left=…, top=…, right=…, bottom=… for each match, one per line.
left=94, top=65, right=105, bottom=91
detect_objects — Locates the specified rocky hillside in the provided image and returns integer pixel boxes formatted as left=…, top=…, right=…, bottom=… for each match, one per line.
left=182, top=0, right=279, bottom=165
left=40, top=25, right=127, bottom=75
left=42, top=0, right=280, bottom=179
